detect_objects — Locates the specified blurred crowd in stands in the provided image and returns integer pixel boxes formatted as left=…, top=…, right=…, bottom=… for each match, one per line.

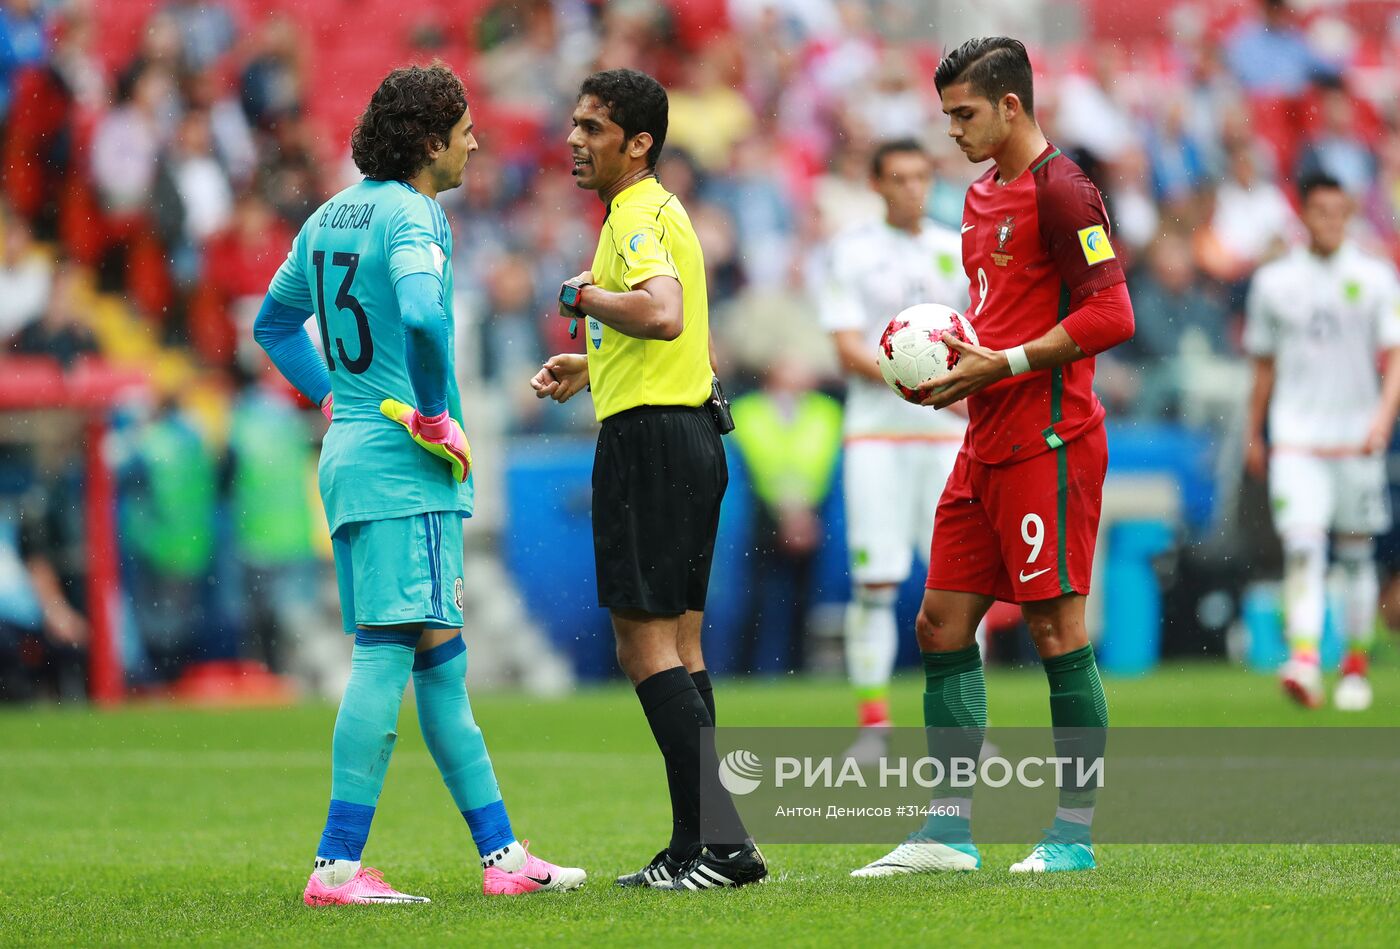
left=3, top=0, right=1399, bottom=700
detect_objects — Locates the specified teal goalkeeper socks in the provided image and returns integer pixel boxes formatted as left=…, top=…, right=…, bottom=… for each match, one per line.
left=919, top=645, right=986, bottom=840
left=413, top=635, right=514, bottom=855
left=330, top=631, right=416, bottom=806
left=318, top=629, right=417, bottom=859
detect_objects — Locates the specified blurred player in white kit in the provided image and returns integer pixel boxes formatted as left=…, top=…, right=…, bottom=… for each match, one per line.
left=818, top=138, right=971, bottom=755
left=1244, top=172, right=1400, bottom=712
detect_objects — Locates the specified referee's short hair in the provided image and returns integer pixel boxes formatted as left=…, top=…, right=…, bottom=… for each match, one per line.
left=871, top=138, right=930, bottom=179
left=578, top=68, right=668, bottom=170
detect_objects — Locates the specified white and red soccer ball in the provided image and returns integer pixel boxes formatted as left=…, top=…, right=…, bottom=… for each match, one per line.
left=876, top=303, right=980, bottom=403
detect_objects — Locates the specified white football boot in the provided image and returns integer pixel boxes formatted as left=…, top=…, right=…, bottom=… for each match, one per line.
left=851, top=836, right=980, bottom=877
left=1334, top=674, right=1373, bottom=712
left=1279, top=657, right=1324, bottom=709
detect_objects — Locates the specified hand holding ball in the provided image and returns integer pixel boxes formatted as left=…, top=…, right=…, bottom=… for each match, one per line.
left=876, top=304, right=980, bottom=404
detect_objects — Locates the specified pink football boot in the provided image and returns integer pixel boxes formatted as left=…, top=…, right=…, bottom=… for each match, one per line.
left=482, top=840, right=587, bottom=895
left=303, top=867, right=431, bottom=906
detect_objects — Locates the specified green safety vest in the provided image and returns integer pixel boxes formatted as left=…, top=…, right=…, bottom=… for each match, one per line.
left=230, top=391, right=315, bottom=566
left=129, top=415, right=216, bottom=577
left=730, top=391, right=843, bottom=510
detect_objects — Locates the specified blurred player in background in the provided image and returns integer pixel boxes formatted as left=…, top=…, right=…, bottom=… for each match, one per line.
left=1244, top=173, right=1400, bottom=712
left=853, top=37, right=1134, bottom=878
left=818, top=138, right=968, bottom=761
left=255, top=63, right=584, bottom=906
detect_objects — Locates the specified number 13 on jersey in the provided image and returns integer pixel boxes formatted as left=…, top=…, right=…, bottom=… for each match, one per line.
left=312, top=250, right=374, bottom=374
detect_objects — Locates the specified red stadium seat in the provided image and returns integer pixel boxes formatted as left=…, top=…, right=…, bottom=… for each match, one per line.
left=1247, top=95, right=1305, bottom=179
left=2, top=67, right=69, bottom=223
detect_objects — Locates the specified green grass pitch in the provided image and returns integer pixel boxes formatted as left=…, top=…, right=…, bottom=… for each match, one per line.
left=3, top=662, right=1397, bottom=946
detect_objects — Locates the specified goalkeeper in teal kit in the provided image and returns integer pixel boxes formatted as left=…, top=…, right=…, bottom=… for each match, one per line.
left=254, top=64, right=585, bottom=905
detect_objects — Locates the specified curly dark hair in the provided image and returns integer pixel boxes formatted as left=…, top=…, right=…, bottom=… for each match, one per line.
left=578, top=68, right=668, bottom=169
left=351, top=63, right=467, bottom=181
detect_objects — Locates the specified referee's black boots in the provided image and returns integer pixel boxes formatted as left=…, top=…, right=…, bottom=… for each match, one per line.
left=655, top=842, right=769, bottom=891
left=615, top=849, right=688, bottom=889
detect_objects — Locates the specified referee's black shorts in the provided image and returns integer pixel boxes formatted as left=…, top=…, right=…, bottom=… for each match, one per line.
left=592, top=404, right=727, bottom=616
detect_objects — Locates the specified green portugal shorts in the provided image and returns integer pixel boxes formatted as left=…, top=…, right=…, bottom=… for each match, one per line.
left=331, top=511, right=464, bottom=635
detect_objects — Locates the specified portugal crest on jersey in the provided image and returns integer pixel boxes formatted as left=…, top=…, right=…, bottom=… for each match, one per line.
left=992, top=216, right=1015, bottom=267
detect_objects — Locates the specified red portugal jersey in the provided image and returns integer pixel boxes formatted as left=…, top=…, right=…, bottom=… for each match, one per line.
left=961, top=144, right=1126, bottom=465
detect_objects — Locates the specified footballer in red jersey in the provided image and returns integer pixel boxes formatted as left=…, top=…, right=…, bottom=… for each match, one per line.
left=927, top=133, right=1127, bottom=602
left=851, top=37, right=1134, bottom=881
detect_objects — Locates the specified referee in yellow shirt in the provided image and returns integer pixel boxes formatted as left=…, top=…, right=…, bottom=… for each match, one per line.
left=531, top=68, right=765, bottom=891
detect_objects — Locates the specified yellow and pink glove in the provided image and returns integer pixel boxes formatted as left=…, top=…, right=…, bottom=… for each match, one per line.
left=379, top=399, right=472, bottom=483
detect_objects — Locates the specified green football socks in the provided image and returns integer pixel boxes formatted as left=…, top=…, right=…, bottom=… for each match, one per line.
left=1044, top=644, right=1108, bottom=838
left=918, top=645, right=986, bottom=841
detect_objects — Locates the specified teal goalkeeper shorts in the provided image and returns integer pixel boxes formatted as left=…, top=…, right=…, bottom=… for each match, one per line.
left=331, top=511, right=464, bottom=635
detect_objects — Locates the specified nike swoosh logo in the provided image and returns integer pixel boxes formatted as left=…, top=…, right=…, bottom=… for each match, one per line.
left=961, top=224, right=975, bottom=233
left=1019, top=567, right=1052, bottom=582
left=524, top=873, right=552, bottom=886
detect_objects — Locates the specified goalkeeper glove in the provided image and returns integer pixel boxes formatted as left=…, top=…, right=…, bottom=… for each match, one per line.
left=379, top=399, right=472, bottom=483
left=319, top=393, right=334, bottom=421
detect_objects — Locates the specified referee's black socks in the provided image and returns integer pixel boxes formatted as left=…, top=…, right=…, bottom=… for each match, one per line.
left=636, top=666, right=747, bottom=860
left=673, top=669, right=716, bottom=857
left=691, top=669, right=715, bottom=724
